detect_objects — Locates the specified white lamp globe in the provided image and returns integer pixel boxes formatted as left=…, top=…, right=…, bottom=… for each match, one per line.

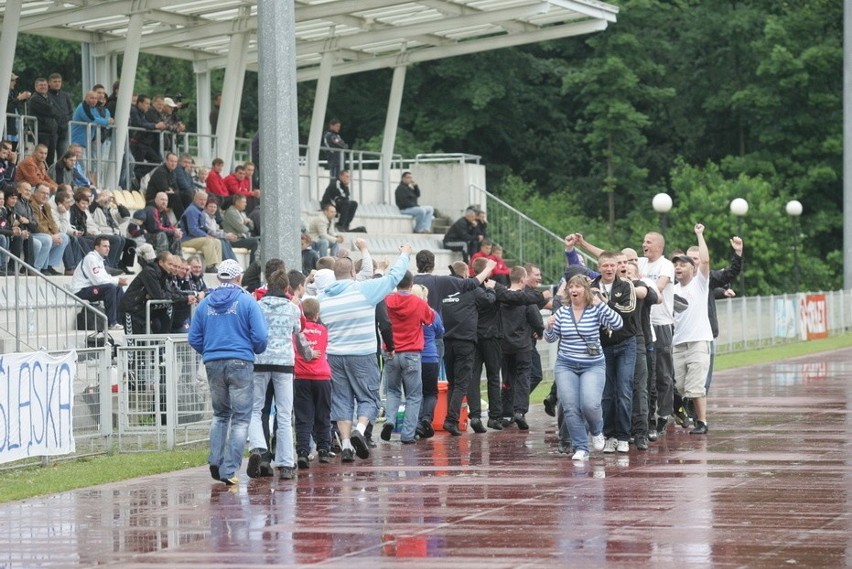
left=730, top=198, right=749, bottom=216
left=652, top=193, right=673, bottom=213
left=786, top=200, right=803, bottom=217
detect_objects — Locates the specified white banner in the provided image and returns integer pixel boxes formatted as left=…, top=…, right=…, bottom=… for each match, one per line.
left=0, top=351, right=77, bottom=464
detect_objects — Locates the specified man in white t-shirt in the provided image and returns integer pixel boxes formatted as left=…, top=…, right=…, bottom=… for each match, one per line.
left=638, top=231, right=675, bottom=439
left=671, top=223, right=712, bottom=434
left=70, top=235, right=129, bottom=329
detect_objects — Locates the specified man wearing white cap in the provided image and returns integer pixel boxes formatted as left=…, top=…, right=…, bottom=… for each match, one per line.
left=189, top=259, right=269, bottom=486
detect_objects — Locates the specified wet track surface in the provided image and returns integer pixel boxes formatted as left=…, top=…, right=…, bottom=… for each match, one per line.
left=1, top=348, right=850, bottom=568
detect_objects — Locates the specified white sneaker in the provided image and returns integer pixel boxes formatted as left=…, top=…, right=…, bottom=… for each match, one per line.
left=571, top=450, right=589, bottom=462
left=591, top=433, right=606, bottom=451
left=616, top=440, right=629, bottom=453
left=603, top=437, right=618, bottom=453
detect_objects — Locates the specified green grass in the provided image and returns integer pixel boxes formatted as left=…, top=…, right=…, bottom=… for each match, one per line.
left=2, top=333, right=850, bottom=504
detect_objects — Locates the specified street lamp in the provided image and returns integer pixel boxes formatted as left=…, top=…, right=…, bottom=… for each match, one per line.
left=786, top=199, right=803, bottom=293
left=730, top=198, right=748, bottom=296
left=652, top=192, right=673, bottom=235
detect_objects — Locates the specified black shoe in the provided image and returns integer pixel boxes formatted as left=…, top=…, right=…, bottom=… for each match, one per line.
left=443, top=421, right=463, bottom=436
left=501, top=417, right=514, bottom=428
left=380, top=423, right=394, bottom=441
left=246, top=449, right=263, bottom=478
left=297, top=451, right=310, bottom=469
left=209, top=464, right=220, bottom=481
left=318, top=449, right=331, bottom=463
left=419, top=419, right=435, bottom=438
left=341, top=448, right=355, bottom=463
left=350, top=226, right=367, bottom=233
left=690, top=421, right=708, bottom=435
left=350, top=430, right=370, bottom=459
left=278, top=466, right=296, bottom=480
left=635, top=436, right=649, bottom=450
left=674, top=406, right=691, bottom=428
left=469, top=418, right=487, bottom=434
left=656, top=417, right=669, bottom=435
left=558, top=439, right=572, bottom=454
left=514, top=413, right=529, bottom=430
left=401, top=439, right=417, bottom=445
left=486, top=418, right=504, bottom=430
left=335, top=223, right=349, bottom=232
left=43, top=267, right=61, bottom=276
left=543, top=394, right=557, bottom=417
left=258, top=459, right=274, bottom=477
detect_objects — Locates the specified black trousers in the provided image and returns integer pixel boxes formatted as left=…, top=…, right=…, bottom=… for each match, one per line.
left=418, top=361, right=441, bottom=423
left=443, top=338, right=475, bottom=424
left=335, top=199, right=358, bottom=229
left=472, top=336, right=502, bottom=419
left=76, top=283, right=124, bottom=326
left=294, top=378, right=332, bottom=453
left=501, top=349, right=532, bottom=416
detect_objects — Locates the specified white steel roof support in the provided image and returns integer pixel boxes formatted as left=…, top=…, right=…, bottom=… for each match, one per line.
left=109, top=10, right=144, bottom=190
left=380, top=64, right=407, bottom=205
left=194, top=68, right=213, bottom=165
left=306, top=52, right=334, bottom=201
left=257, top=0, right=301, bottom=270
left=216, top=30, right=249, bottom=172
left=0, top=0, right=23, bottom=141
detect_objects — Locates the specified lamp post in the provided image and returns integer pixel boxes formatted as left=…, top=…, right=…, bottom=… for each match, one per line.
left=786, top=199, right=803, bottom=293
left=652, top=192, right=673, bottom=235
left=730, top=198, right=749, bottom=296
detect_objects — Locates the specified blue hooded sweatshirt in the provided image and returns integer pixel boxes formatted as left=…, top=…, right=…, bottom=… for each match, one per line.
left=188, top=283, right=268, bottom=362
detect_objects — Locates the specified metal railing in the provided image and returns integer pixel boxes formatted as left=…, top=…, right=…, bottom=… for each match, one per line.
left=468, top=183, right=595, bottom=281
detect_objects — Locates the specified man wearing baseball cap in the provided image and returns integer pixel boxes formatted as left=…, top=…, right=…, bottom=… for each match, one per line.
left=189, top=259, right=269, bottom=486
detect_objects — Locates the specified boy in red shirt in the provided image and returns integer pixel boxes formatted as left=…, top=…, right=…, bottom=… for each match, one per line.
left=294, top=297, right=332, bottom=466
left=490, top=244, right=511, bottom=286
left=380, top=271, right=436, bottom=443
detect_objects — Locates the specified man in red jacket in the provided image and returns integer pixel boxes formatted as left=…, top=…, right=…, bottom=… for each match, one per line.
left=380, top=271, right=436, bottom=444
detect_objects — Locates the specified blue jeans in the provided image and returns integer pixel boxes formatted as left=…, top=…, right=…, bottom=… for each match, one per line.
left=329, top=354, right=381, bottom=422
left=554, top=356, right=606, bottom=453
left=400, top=205, right=434, bottom=233
left=383, top=352, right=423, bottom=441
left=248, top=371, right=295, bottom=468
left=30, top=233, right=51, bottom=269
left=602, top=337, right=637, bottom=441
left=205, top=358, right=254, bottom=479
left=45, top=232, right=69, bottom=269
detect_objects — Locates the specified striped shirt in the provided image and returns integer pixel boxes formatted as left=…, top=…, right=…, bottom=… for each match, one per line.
left=545, top=302, right=623, bottom=363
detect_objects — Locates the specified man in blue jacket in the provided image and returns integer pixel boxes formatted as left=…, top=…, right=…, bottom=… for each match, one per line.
left=189, top=259, right=269, bottom=486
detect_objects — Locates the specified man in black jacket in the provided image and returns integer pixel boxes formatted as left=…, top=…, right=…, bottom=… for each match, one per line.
left=442, top=207, right=480, bottom=263
left=441, top=262, right=494, bottom=436
left=321, top=170, right=358, bottom=232
left=28, top=78, right=62, bottom=165
left=146, top=153, right=185, bottom=219
left=394, top=171, right=434, bottom=233
left=322, top=118, right=347, bottom=179
left=129, top=95, right=166, bottom=183
left=499, top=266, right=544, bottom=430
left=119, top=251, right=197, bottom=334
left=47, top=73, right=74, bottom=161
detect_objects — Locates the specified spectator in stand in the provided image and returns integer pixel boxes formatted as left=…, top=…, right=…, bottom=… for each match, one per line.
left=30, top=182, right=69, bottom=274
left=203, top=198, right=258, bottom=265
left=90, top=190, right=134, bottom=273
left=69, top=235, right=128, bottom=329
left=473, top=206, right=488, bottom=251
left=186, top=255, right=209, bottom=297
left=70, top=90, right=113, bottom=161
left=489, top=244, right=511, bottom=286
left=145, top=152, right=185, bottom=219
left=60, top=188, right=95, bottom=272
left=307, top=203, right=343, bottom=257
left=49, top=150, right=78, bottom=187
left=13, top=182, right=42, bottom=269
left=142, top=191, right=182, bottom=254
left=301, top=232, right=319, bottom=275
left=241, top=161, right=261, bottom=213
left=68, top=144, right=94, bottom=188
left=293, top=297, right=333, bottom=467
left=322, top=118, right=348, bottom=179
left=0, top=187, right=25, bottom=273
left=222, top=194, right=256, bottom=241
left=129, top=95, right=166, bottom=183
left=48, top=73, right=74, bottom=161
left=161, top=97, right=186, bottom=146
left=91, top=84, right=114, bottom=164
left=120, top=251, right=197, bottom=335
left=209, top=93, right=221, bottom=132
left=224, top=165, right=251, bottom=198
left=28, top=78, right=61, bottom=165
left=179, top=190, right=224, bottom=267
left=174, top=154, right=196, bottom=210
left=394, top=171, right=434, bottom=234
left=206, top=158, right=228, bottom=201
left=469, top=239, right=493, bottom=275
left=6, top=73, right=31, bottom=152
left=0, top=141, right=18, bottom=190
left=321, top=170, right=358, bottom=232
left=16, top=144, right=58, bottom=192
left=105, top=81, right=119, bottom=117
left=442, top=206, right=479, bottom=263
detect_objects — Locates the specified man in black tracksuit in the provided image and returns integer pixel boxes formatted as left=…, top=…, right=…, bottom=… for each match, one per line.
left=470, top=257, right=545, bottom=432
left=119, top=251, right=196, bottom=334
left=499, top=266, right=544, bottom=430
left=441, top=262, right=493, bottom=436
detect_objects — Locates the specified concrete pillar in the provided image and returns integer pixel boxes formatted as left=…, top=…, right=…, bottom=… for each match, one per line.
left=109, top=10, right=145, bottom=189
left=216, top=32, right=248, bottom=171
left=0, top=0, right=23, bottom=141
left=380, top=65, right=407, bottom=204
left=194, top=68, right=212, bottom=164
left=306, top=52, right=334, bottom=201
left=257, top=0, right=301, bottom=269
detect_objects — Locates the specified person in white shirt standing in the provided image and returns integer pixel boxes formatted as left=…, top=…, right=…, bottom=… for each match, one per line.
left=671, top=223, right=712, bottom=435
left=70, top=235, right=128, bottom=329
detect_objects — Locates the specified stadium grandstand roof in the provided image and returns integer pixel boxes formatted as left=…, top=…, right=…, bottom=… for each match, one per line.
left=4, top=0, right=618, bottom=80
